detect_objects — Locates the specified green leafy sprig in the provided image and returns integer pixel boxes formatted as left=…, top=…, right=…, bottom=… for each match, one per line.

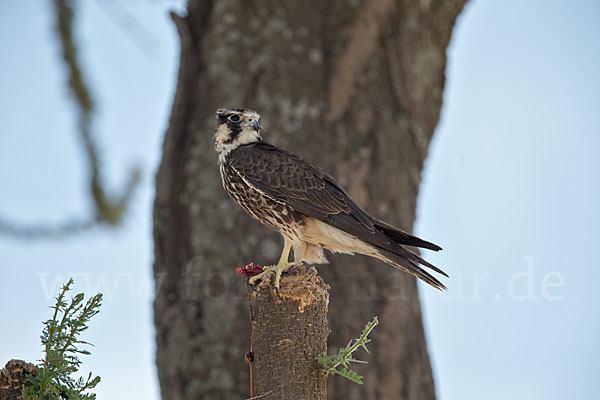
left=23, top=278, right=102, bottom=400
left=317, top=316, right=379, bottom=384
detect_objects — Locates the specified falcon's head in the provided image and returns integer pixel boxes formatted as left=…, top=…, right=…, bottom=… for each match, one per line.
left=214, top=108, right=262, bottom=154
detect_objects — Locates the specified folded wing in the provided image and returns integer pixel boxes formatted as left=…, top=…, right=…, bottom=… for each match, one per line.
left=228, top=142, right=447, bottom=289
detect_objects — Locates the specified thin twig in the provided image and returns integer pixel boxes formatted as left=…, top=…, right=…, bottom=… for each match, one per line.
left=246, top=389, right=273, bottom=400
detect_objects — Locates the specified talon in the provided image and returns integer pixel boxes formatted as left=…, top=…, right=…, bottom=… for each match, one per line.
left=248, top=240, right=297, bottom=290
left=249, top=262, right=293, bottom=290
left=248, top=266, right=273, bottom=285
left=275, top=261, right=295, bottom=290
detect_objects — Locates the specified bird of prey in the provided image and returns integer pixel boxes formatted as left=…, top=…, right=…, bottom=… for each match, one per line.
left=214, top=108, right=447, bottom=290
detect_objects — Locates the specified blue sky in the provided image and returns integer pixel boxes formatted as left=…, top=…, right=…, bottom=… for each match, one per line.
left=0, top=1, right=598, bottom=399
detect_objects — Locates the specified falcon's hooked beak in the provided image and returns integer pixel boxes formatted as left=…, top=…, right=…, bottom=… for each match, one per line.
left=249, top=119, right=261, bottom=132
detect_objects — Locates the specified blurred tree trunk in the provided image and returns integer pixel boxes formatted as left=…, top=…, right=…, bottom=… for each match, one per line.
left=153, top=0, right=466, bottom=399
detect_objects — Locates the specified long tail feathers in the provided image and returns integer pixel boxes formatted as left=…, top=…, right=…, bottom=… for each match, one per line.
left=374, top=220, right=442, bottom=251
left=376, top=247, right=447, bottom=290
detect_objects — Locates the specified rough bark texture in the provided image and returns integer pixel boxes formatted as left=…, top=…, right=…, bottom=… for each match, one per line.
left=251, top=266, right=329, bottom=399
left=153, top=1, right=467, bottom=399
left=0, top=360, right=36, bottom=400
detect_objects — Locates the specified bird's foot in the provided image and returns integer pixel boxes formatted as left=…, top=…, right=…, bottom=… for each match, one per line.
left=248, top=266, right=274, bottom=286
left=248, top=261, right=299, bottom=291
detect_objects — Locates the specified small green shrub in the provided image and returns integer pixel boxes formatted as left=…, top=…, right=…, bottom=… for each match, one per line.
left=317, top=316, right=379, bottom=384
left=23, top=278, right=102, bottom=400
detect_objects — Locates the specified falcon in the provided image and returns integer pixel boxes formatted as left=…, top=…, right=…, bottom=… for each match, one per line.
left=214, top=108, right=447, bottom=290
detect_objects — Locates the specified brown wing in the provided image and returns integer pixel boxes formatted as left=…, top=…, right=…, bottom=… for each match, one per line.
left=228, top=142, right=447, bottom=283
left=228, top=142, right=374, bottom=229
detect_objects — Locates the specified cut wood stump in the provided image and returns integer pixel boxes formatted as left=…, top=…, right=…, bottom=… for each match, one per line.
left=249, top=265, right=329, bottom=400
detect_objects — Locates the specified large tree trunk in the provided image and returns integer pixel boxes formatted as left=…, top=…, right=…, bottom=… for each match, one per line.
left=153, top=1, right=466, bottom=399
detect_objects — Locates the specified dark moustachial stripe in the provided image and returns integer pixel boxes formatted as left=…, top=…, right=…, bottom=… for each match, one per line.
left=226, top=121, right=242, bottom=143
left=219, top=112, right=242, bottom=144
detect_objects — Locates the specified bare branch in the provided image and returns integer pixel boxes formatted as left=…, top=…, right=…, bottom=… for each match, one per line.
left=0, top=0, right=141, bottom=239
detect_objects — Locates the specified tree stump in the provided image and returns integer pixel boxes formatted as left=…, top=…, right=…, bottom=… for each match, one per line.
left=250, top=265, right=329, bottom=399
left=0, top=360, right=36, bottom=400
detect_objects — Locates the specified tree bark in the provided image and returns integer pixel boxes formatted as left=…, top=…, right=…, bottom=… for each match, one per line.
left=251, top=266, right=329, bottom=399
left=153, top=1, right=467, bottom=399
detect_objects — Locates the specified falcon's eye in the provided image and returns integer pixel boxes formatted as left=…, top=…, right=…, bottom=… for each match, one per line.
left=228, top=115, right=241, bottom=123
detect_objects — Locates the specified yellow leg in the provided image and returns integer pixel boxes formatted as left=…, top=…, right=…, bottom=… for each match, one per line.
left=249, top=240, right=293, bottom=289
left=277, top=240, right=292, bottom=266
